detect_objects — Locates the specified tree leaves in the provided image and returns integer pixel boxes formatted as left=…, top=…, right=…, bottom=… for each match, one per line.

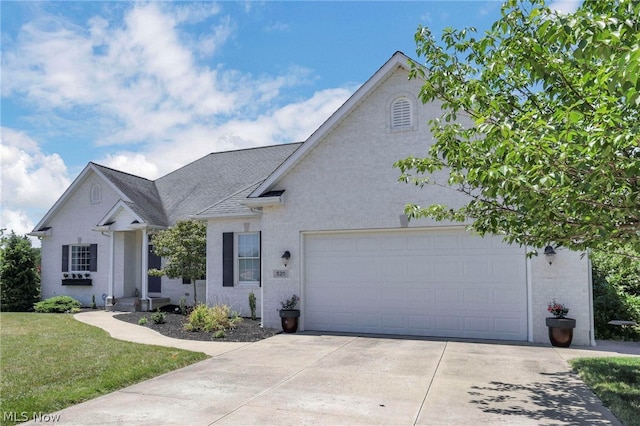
left=150, top=219, right=206, bottom=304
left=398, top=0, right=640, bottom=255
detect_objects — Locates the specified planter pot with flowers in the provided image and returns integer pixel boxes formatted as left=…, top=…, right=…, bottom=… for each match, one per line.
left=546, top=300, right=576, bottom=347
left=279, top=295, right=300, bottom=333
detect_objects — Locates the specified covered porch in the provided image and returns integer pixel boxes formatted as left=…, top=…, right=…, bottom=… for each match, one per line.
left=94, top=201, right=171, bottom=312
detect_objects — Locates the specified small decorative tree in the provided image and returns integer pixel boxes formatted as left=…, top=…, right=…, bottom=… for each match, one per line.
left=149, top=220, right=206, bottom=305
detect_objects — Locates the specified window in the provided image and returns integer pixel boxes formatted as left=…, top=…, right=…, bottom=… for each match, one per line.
left=90, top=184, right=101, bottom=204
left=62, top=244, right=97, bottom=272
left=237, top=233, right=260, bottom=284
left=71, top=245, right=91, bottom=271
left=222, top=232, right=261, bottom=287
left=391, top=97, right=413, bottom=130
left=182, top=274, right=205, bottom=285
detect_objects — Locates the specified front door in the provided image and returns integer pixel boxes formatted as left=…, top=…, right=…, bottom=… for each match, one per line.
left=148, top=244, right=161, bottom=293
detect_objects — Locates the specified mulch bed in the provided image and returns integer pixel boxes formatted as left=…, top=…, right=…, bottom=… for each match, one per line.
left=113, top=305, right=280, bottom=342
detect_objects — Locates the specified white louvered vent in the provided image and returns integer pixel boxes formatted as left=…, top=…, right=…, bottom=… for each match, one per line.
left=391, top=98, right=412, bottom=129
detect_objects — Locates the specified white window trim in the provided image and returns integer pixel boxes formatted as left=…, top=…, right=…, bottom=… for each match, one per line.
left=70, top=244, right=91, bottom=273
left=235, top=232, right=260, bottom=286
left=90, top=184, right=102, bottom=204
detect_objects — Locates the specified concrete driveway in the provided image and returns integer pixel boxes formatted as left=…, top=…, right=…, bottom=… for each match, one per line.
left=31, top=319, right=638, bottom=426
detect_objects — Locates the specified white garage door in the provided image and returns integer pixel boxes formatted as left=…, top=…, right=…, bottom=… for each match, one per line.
left=303, top=228, right=528, bottom=341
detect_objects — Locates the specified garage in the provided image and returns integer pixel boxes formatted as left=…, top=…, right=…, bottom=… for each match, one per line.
left=303, top=228, right=528, bottom=340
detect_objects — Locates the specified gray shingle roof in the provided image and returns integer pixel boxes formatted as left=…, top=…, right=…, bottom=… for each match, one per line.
left=196, top=181, right=263, bottom=217
left=92, top=163, right=168, bottom=226
left=93, top=142, right=301, bottom=227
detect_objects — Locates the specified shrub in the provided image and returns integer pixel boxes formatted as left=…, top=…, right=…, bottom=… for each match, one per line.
left=210, top=304, right=242, bottom=330
left=34, top=296, right=81, bottom=313
left=150, top=309, right=166, bottom=324
left=184, top=303, right=242, bottom=332
left=184, top=304, right=215, bottom=332
left=248, top=291, right=257, bottom=320
left=138, top=317, right=148, bottom=326
left=179, top=296, right=187, bottom=316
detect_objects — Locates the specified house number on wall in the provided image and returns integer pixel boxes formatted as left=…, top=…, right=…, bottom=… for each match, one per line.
left=273, top=270, right=289, bottom=278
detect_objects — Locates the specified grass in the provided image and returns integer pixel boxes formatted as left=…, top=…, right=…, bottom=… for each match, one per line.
left=570, top=357, right=640, bottom=426
left=0, top=313, right=208, bottom=425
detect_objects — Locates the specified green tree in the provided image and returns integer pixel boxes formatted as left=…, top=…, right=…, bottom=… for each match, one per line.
left=395, top=0, right=640, bottom=256
left=0, top=231, right=41, bottom=311
left=149, top=220, right=206, bottom=305
left=591, top=246, right=640, bottom=339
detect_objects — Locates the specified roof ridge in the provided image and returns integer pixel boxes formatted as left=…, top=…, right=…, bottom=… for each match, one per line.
left=90, top=162, right=154, bottom=182
left=156, top=142, right=303, bottom=183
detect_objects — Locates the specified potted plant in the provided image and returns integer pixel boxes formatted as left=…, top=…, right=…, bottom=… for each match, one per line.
left=279, top=294, right=300, bottom=333
left=546, top=299, right=576, bottom=347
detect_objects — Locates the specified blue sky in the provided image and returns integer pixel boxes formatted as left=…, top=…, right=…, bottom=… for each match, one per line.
left=1, top=1, right=578, bottom=242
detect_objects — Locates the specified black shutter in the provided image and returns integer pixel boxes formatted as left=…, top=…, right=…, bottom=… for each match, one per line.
left=62, top=245, right=69, bottom=272
left=222, top=233, right=234, bottom=287
left=89, top=244, right=98, bottom=272
left=259, top=231, right=262, bottom=287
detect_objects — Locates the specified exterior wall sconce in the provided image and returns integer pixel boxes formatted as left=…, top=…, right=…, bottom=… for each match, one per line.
left=282, top=251, right=291, bottom=267
left=544, top=245, right=557, bottom=265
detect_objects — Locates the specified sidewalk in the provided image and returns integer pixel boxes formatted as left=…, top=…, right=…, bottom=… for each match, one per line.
left=74, top=310, right=250, bottom=356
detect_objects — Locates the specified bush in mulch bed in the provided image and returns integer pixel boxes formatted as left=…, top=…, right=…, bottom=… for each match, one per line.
left=114, top=305, right=280, bottom=342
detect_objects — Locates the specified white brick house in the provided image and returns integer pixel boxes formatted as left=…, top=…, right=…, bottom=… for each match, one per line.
left=32, top=52, right=594, bottom=345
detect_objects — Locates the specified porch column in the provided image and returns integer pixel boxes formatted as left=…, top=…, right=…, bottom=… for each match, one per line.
left=141, top=228, right=149, bottom=301
left=108, top=231, right=115, bottom=305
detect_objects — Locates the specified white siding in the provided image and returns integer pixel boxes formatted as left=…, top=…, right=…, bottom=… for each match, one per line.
left=39, top=172, right=119, bottom=307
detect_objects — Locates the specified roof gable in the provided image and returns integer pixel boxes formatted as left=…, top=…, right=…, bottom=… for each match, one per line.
left=249, top=51, right=415, bottom=198
left=32, top=163, right=133, bottom=231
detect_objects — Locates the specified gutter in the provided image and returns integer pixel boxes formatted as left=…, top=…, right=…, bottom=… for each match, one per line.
left=241, top=194, right=284, bottom=208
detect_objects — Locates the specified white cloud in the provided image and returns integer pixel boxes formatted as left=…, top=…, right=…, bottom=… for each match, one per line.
left=548, top=0, right=581, bottom=14
left=0, top=128, right=71, bottom=241
left=2, top=2, right=296, bottom=149
left=195, top=15, right=234, bottom=57
left=0, top=209, right=39, bottom=246
left=98, top=86, right=354, bottom=179
left=1, top=2, right=358, bottom=231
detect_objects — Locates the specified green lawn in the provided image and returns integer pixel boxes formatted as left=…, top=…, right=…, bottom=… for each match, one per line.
left=570, top=357, right=640, bottom=426
left=0, top=313, right=208, bottom=425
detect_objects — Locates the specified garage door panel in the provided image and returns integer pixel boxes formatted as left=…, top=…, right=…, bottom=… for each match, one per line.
left=465, top=316, right=492, bottom=333
left=304, top=229, right=527, bottom=340
left=436, top=315, right=462, bottom=332
left=406, top=287, right=432, bottom=307
left=493, top=288, right=523, bottom=304
left=494, top=317, right=523, bottom=334
left=407, top=261, right=433, bottom=279
left=463, top=288, right=490, bottom=304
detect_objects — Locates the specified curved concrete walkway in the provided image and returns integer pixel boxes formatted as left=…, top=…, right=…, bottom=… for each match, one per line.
left=27, top=311, right=638, bottom=425
left=74, top=310, right=250, bottom=356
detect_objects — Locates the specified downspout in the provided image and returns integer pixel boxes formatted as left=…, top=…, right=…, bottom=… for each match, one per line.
left=526, top=247, right=534, bottom=343
left=587, top=249, right=596, bottom=346
left=260, top=245, right=264, bottom=327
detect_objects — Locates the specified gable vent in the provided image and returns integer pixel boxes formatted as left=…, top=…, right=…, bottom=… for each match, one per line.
left=391, top=98, right=412, bottom=129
